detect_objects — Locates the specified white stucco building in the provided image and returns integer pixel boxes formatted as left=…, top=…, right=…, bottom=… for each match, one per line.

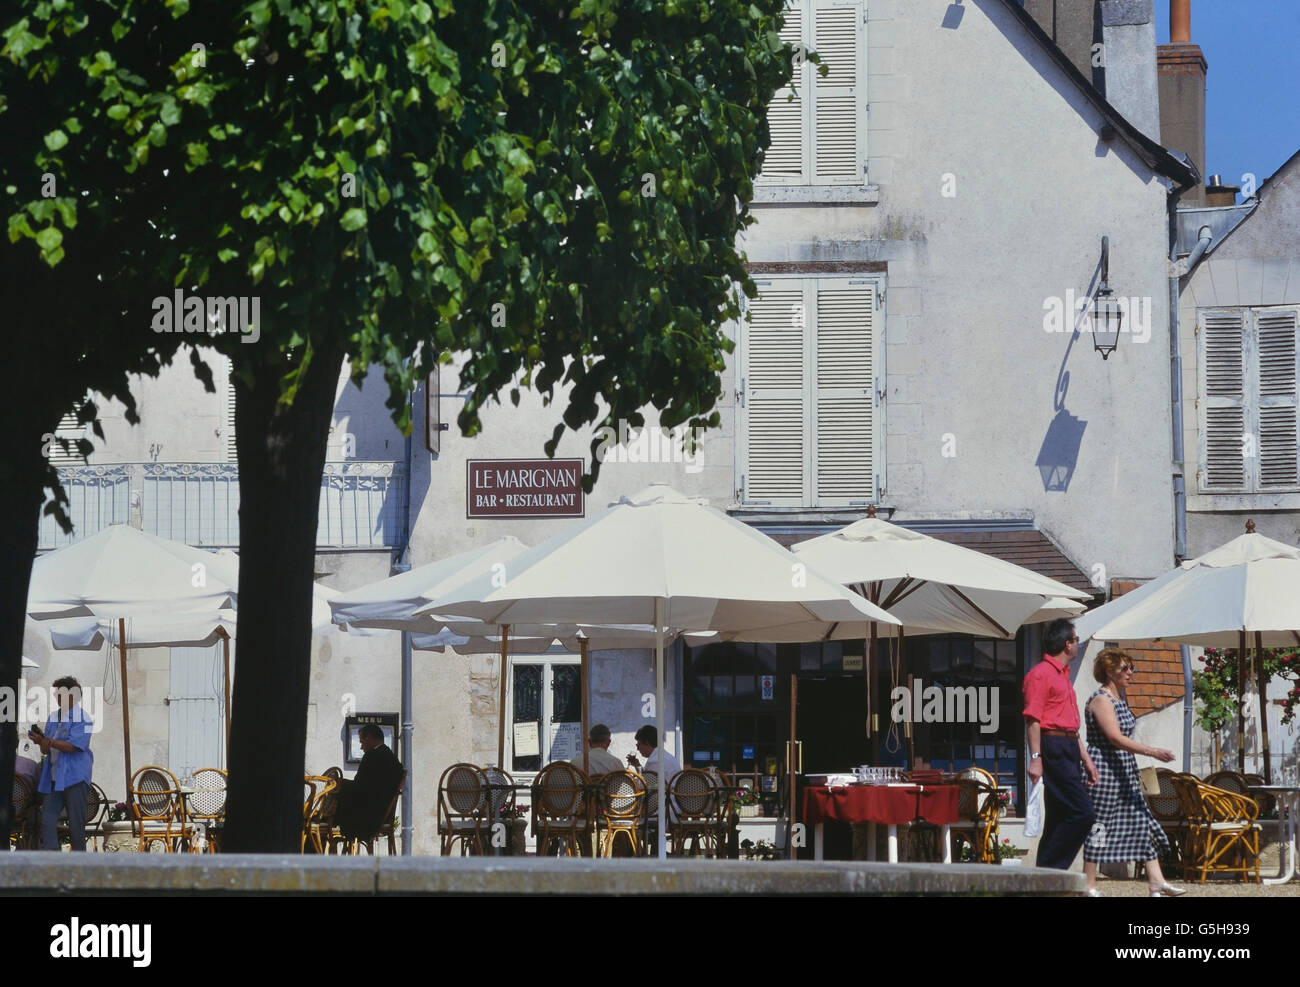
left=23, top=0, right=1216, bottom=855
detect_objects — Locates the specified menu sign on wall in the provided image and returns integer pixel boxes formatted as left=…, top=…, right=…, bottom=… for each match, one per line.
left=467, top=458, right=585, bottom=518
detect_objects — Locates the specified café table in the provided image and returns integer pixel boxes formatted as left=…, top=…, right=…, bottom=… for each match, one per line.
left=801, top=783, right=962, bottom=863
left=1249, top=784, right=1300, bottom=885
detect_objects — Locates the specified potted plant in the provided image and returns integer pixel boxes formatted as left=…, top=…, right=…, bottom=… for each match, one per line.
left=734, top=785, right=763, bottom=818
left=997, top=839, right=1028, bottom=865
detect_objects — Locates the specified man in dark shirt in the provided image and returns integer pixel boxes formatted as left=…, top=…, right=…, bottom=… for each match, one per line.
left=335, top=724, right=404, bottom=842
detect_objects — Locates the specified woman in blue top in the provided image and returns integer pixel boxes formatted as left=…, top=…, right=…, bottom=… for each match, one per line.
left=29, top=676, right=95, bottom=851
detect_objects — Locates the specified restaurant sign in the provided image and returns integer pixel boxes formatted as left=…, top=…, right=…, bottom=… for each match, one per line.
left=467, top=458, right=585, bottom=518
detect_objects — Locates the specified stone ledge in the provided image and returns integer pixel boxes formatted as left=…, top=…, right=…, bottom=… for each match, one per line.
left=0, top=855, right=1084, bottom=896
left=752, top=185, right=880, bottom=205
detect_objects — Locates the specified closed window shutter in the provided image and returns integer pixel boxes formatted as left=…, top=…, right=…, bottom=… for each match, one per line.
left=1200, top=309, right=1247, bottom=491
left=814, top=280, right=874, bottom=504
left=48, top=412, right=87, bottom=466
left=1256, top=307, right=1299, bottom=488
left=759, top=3, right=808, bottom=181
left=223, top=359, right=238, bottom=463
left=742, top=285, right=807, bottom=503
left=812, top=0, right=864, bottom=184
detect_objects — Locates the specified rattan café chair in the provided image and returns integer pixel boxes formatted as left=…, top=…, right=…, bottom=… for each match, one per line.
left=438, top=762, right=491, bottom=856
left=532, top=761, right=591, bottom=857
left=1171, top=773, right=1261, bottom=884
left=599, top=770, right=647, bottom=857
left=9, top=774, right=39, bottom=850
left=130, top=765, right=189, bottom=853
left=184, top=768, right=227, bottom=853
left=302, top=775, right=339, bottom=854
left=667, top=768, right=727, bottom=858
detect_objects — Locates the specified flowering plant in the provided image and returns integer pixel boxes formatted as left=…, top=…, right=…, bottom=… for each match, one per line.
left=996, top=838, right=1025, bottom=860
left=108, top=802, right=129, bottom=822
left=498, top=803, right=528, bottom=821
left=1194, top=648, right=1300, bottom=732
left=733, top=785, right=761, bottom=807
left=740, top=839, right=782, bottom=860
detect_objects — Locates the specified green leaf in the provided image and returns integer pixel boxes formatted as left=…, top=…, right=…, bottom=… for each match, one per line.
left=35, top=226, right=63, bottom=251
left=340, top=208, right=367, bottom=231
left=43, top=129, right=68, bottom=151
left=106, top=104, right=130, bottom=120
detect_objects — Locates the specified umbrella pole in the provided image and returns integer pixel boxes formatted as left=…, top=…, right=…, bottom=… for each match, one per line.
left=655, top=599, right=666, bottom=861
left=580, top=638, right=590, bottom=777
left=118, top=618, right=133, bottom=801
left=221, top=628, right=231, bottom=767
left=1254, top=631, right=1271, bottom=783
left=497, top=625, right=510, bottom=768
left=1238, top=630, right=1247, bottom=773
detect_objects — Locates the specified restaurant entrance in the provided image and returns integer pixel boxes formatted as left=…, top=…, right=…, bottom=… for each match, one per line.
left=794, top=676, right=871, bottom=774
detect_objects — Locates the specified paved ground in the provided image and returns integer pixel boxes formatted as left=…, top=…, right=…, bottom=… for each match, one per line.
left=1090, top=841, right=1298, bottom=896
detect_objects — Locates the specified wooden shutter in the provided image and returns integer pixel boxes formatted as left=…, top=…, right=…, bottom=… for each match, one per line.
left=223, top=366, right=238, bottom=463
left=813, top=280, right=875, bottom=504
left=1200, top=309, right=1248, bottom=491
left=742, top=283, right=807, bottom=503
left=812, top=0, right=865, bottom=184
left=47, top=411, right=87, bottom=466
left=1255, top=307, right=1300, bottom=488
left=759, top=2, right=808, bottom=181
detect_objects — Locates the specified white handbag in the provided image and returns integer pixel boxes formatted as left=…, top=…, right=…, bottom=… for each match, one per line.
left=1023, top=779, right=1046, bottom=838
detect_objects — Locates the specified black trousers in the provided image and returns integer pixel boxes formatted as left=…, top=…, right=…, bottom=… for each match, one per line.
left=1035, top=733, right=1095, bottom=870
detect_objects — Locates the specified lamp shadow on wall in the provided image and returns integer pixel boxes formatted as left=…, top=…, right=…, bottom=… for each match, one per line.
left=941, top=1, right=965, bottom=30
left=1036, top=257, right=1105, bottom=493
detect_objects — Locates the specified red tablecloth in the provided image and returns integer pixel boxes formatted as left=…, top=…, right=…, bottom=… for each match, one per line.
left=801, top=784, right=961, bottom=826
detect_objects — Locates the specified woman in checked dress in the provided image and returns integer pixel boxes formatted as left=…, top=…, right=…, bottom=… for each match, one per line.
left=1082, top=648, right=1185, bottom=897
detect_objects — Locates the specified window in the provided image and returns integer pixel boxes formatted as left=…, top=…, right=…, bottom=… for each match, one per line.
left=46, top=411, right=89, bottom=466
left=506, top=655, right=582, bottom=776
left=736, top=275, right=882, bottom=506
left=757, top=0, right=868, bottom=188
left=1198, top=306, right=1300, bottom=493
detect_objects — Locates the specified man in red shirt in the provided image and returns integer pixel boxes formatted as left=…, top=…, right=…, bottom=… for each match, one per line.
left=1023, top=618, right=1098, bottom=870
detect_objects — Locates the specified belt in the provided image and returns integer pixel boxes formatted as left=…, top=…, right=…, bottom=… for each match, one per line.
left=1042, top=729, right=1079, bottom=738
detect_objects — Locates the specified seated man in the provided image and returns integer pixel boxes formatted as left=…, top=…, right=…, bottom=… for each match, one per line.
left=570, top=723, right=624, bottom=777
left=334, top=725, right=404, bottom=842
left=626, top=724, right=681, bottom=782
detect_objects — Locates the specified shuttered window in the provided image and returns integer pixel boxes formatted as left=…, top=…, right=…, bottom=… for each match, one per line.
left=738, top=276, right=881, bottom=506
left=1199, top=306, right=1300, bottom=493
left=758, top=0, right=867, bottom=186
left=46, top=412, right=89, bottom=466
left=223, top=361, right=237, bottom=463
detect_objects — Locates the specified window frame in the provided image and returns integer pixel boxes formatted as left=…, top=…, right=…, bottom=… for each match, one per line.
left=1197, top=304, right=1300, bottom=495
left=504, top=653, right=583, bottom=782
left=735, top=272, right=885, bottom=508
left=754, top=0, right=871, bottom=194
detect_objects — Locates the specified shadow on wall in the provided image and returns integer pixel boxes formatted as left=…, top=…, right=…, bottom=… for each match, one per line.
left=1035, top=254, right=1106, bottom=492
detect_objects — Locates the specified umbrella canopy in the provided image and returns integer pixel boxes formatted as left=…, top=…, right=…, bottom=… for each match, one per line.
left=328, top=537, right=529, bottom=632
left=27, top=525, right=241, bottom=620
left=420, top=486, right=897, bottom=631
left=1024, top=596, right=1088, bottom=625
left=789, top=517, right=1090, bottom=639
left=1074, top=525, right=1300, bottom=781
left=1074, top=529, right=1300, bottom=647
left=421, top=483, right=899, bottom=859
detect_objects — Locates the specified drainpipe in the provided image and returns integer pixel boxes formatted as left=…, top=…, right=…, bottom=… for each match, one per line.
left=394, top=378, right=416, bottom=854
left=1167, top=171, right=1206, bottom=771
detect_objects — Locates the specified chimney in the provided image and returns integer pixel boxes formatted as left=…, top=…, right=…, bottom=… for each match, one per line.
left=1158, top=0, right=1208, bottom=205
left=1023, top=0, right=1105, bottom=90
left=1205, top=176, right=1241, bottom=207
left=1099, top=1, right=1160, bottom=143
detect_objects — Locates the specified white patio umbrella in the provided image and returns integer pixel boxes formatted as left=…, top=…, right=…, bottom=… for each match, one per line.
left=329, top=537, right=529, bottom=632
left=752, top=513, right=1091, bottom=760
left=1071, top=521, right=1300, bottom=781
left=420, top=483, right=900, bottom=858
left=26, top=526, right=250, bottom=796
left=1024, top=597, right=1088, bottom=624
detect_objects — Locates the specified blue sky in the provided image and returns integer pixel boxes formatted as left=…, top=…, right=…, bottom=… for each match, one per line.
left=1154, top=1, right=1300, bottom=194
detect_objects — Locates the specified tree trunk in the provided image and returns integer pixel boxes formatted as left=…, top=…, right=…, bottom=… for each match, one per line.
left=0, top=418, right=60, bottom=847
left=221, top=344, right=345, bottom=852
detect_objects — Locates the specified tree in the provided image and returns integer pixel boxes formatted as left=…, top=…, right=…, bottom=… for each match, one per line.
left=2, top=0, right=793, bottom=851
left=0, top=5, right=210, bottom=844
